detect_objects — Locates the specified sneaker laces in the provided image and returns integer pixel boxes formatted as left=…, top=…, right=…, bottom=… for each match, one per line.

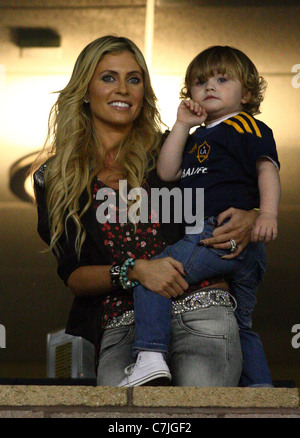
left=124, top=363, right=136, bottom=376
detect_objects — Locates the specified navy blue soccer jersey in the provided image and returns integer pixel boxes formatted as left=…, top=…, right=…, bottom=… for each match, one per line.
left=180, top=111, right=280, bottom=219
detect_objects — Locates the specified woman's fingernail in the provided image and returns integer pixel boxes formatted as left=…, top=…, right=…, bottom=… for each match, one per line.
left=197, top=242, right=213, bottom=248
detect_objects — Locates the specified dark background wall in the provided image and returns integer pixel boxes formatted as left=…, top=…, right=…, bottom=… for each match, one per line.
left=0, top=0, right=299, bottom=385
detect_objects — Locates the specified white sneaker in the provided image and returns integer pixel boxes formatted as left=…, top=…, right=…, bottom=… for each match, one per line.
left=118, top=352, right=172, bottom=387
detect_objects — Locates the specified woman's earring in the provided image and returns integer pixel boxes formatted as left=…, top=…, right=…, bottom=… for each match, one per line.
left=84, top=98, right=89, bottom=104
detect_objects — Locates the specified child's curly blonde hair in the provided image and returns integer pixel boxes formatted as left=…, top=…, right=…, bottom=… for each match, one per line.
left=180, top=45, right=267, bottom=115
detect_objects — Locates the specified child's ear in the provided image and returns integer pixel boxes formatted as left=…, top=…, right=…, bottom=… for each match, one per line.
left=241, top=89, right=251, bottom=104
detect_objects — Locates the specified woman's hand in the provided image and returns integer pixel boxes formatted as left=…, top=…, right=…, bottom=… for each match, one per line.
left=128, top=257, right=189, bottom=299
left=199, top=208, right=259, bottom=260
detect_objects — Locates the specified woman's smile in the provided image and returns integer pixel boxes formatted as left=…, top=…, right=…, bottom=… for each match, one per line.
left=108, top=100, right=131, bottom=109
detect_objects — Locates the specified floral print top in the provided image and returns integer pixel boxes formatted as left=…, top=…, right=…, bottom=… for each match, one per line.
left=92, top=178, right=167, bottom=328
left=92, top=178, right=219, bottom=329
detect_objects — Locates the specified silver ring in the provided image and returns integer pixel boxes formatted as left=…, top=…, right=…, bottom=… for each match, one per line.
left=229, top=239, right=238, bottom=253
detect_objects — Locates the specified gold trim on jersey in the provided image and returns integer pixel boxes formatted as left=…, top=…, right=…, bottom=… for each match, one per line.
left=240, top=112, right=262, bottom=137
left=223, top=112, right=262, bottom=138
left=222, top=119, right=244, bottom=134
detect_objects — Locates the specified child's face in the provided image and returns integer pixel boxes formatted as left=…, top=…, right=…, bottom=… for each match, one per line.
left=190, top=70, right=247, bottom=123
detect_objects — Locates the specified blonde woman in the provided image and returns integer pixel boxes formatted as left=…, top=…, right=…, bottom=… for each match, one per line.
left=33, top=36, right=257, bottom=387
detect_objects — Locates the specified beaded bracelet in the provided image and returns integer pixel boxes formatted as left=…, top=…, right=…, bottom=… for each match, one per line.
left=119, top=258, right=140, bottom=290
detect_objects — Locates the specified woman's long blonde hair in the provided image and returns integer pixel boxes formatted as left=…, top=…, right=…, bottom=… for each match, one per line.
left=32, top=35, right=163, bottom=257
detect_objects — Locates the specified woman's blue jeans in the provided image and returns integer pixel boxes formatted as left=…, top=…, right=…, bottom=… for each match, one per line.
left=132, top=216, right=273, bottom=387
left=97, top=306, right=242, bottom=387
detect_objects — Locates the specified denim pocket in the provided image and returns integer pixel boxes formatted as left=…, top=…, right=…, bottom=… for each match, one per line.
left=176, top=307, right=228, bottom=339
left=99, top=325, right=134, bottom=359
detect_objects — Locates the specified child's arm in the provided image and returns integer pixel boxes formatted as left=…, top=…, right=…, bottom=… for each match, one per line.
left=157, top=100, right=207, bottom=181
left=252, top=158, right=281, bottom=243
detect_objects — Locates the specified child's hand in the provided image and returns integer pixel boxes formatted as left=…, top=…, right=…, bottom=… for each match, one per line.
left=177, top=99, right=207, bottom=129
left=251, top=212, right=278, bottom=243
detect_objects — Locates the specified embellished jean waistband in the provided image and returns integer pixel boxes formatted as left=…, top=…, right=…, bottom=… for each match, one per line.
left=172, top=289, right=236, bottom=315
left=104, top=289, right=236, bottom=330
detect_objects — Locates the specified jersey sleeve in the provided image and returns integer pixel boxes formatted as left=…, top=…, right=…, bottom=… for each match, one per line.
left=224, top=112, right=280, bottom=175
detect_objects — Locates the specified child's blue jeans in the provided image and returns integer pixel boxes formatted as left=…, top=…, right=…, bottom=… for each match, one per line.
left=133, top=216, right=273, bottom=387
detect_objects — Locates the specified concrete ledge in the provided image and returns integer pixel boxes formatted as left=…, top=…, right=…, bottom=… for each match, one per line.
left=132, top=387, right=300, bottom=408
left=0, top=385, right=127, bottom=407
left=0, top=386, right=299, bottom=418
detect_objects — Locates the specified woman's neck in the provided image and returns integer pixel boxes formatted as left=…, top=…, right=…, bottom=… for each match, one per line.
left=94, top=123, right=131, bottom=189
left=97, top=137, right=125, bottom=189
left=94, top=120, right=131, bottom=152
